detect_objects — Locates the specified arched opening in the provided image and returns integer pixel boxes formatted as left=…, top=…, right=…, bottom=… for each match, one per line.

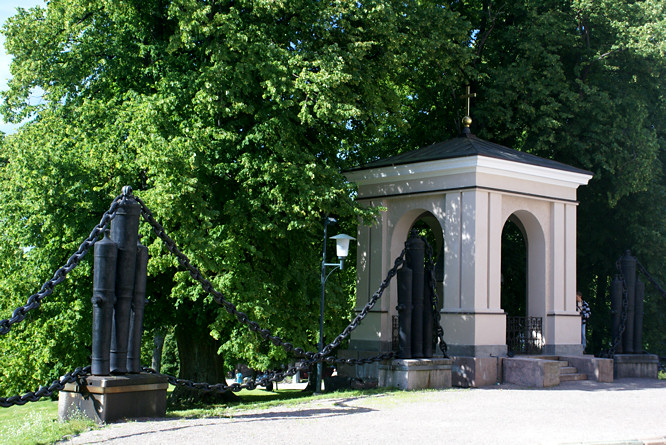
left=409, top=212, right=444, bottom=311
left=501, top=216, right=527, bottom=318
left=501, top=213, right=543, bottom=354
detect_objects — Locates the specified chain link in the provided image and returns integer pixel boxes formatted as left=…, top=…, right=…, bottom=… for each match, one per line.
left=636, top=260, right=666, bottom=300
left=0, top=366, right=91, bottom=408
left=0, top=195, right=125, bottom=336
left=135, top=195, right=402, bottom=366
left=1, top=190, right=406, bottom=404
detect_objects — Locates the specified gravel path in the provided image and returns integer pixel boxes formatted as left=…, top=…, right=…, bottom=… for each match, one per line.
left=62, top=378, right=666, bottom=445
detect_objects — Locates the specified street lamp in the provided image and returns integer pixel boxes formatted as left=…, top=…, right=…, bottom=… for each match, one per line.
left=317, top=217, right=355, bottom=393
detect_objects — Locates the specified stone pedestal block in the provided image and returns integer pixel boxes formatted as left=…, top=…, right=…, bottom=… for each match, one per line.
left=58, top=374, right=169, bottom=424
left=452, top=356, right=501, bottom=387
left=503, top=357, right=560, bottom=387
left=378, top=358, right=452, bottom=390
left=613, top=354, right=659, bottom=379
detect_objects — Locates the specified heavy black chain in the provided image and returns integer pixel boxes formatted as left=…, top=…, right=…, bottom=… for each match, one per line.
left=136, top=196, right=402, bottom=366
left=0, top=195, right=125, bottom=336
left=636, top=260, right=666, bottom=300
left=423, top=240, right=448, bottom=357
left=607, top=259, right=629, bottom=358
left=0, top=366, right=91, bottom=408
left=141, top=362, right=312, bottom=393
left=1, top=190, right=404, bottom=404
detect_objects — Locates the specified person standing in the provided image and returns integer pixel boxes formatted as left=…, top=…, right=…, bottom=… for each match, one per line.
left=576, top=291, right=591, bottom=351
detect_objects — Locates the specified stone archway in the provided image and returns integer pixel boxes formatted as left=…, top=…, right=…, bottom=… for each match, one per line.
left=501, top=210, right=547, bottom=354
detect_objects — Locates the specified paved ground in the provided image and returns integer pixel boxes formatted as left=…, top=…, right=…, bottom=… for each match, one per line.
left=62, top=378, right=666, bottom=445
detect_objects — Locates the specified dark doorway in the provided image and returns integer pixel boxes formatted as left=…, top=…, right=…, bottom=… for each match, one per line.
left=501, top=216, right=527, bottom=317
left=502, top=216, right=542, bottom=354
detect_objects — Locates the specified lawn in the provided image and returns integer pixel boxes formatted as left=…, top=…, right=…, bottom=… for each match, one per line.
left=0, top=385, right=380, bottom=445
left=0, top=399, right=95, bottom=445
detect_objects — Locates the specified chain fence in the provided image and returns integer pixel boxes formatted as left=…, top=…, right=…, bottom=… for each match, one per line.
left=0, top=194, right=126, bottom=336
left=1, top=188, right=411, bottom=406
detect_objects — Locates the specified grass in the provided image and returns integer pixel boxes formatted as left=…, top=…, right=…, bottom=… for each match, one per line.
left=0, top=400, right=96, bottom=445
left=0, top=386, right=396, bottom=444
left=166, top=386, right=401, bottom=419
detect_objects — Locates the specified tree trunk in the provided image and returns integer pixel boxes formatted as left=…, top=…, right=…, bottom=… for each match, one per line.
left=170, top=322, right=238, bottom=405
left=151, top=330, right=165, bottom=372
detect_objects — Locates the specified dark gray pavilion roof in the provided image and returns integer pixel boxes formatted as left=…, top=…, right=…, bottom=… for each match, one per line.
left=350, top=132, right=592, bottom=175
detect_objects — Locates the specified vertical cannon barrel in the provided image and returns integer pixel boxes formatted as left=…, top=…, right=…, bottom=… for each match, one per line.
left=633, top=278, right=645, bottom=353
left=110, top=187, right=141, bottom=374
left=407, top=235, right=425, bottom=359
left=422, top=271, right=434, bottom=358
left=620, top=251, right=637, bottom=353
left=127, top=237, right=148, bottom=373
left=91, top=231, right=118, bottom=375
left=610, top=275, right=624, bottom=354
left=396, top=265, right=413, bottom=359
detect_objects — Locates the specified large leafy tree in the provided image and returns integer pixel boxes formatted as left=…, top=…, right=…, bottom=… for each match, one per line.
left=464, top=0, right=666, bottom=355
left=0, top=0, right=471, bottom=396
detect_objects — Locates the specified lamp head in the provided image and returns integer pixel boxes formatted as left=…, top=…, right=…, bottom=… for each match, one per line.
left=330, top=233, right=355, bottom=259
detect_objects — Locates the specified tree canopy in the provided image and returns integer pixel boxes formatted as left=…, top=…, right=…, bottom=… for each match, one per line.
left=0, top=0, right=664, bottom=396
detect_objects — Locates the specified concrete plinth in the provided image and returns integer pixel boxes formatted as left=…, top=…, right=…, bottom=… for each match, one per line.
left=58, top=373, right=169, bottom=424
left=613, top=354, right=659, bottom=379
left=452, top=356, right=501, bottom=387
left=503, top=357, right=561, bottom=387
left=378, top=358, right=452, bottom=390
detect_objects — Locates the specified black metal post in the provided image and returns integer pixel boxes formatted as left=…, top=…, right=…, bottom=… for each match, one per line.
left=407, top=235, right=425, bottom=358
left=91, top=231, right=118, bottom=375
left=610, top=275, right=623, bottom=354
left=110, top=188, right=141, bottom=374
left=396, top=265, right=413, bottom=358
left=317, top=217, right=332, bottom=393
left=127, top=238, right=148, bottom=373
left=633, top=278, right=644, bottom=353
left=423, top=273, right=434, bottom=358
left=620, top=251, right=636, bottom=353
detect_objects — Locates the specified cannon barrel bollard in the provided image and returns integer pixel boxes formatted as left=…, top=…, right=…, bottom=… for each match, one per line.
left=397, top=265, right=413, bottom=358
left=610, top=275, right=623, bottom=354
left=91, top=231, right=118, bottom=375
left=423, top=275, right=434, bottom=358
left=127, top=238, right=148, bottom=373
left=407, top=235, right=425, bottom=358
left=633, top=278, right=644, bottom=354
left=620, top=251, right=636, bottom=353
left=110, top=189, right=141, bottom=374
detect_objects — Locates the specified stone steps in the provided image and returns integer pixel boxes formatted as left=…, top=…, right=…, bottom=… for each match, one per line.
left=524, top=356, right=589, bottom=383
left=556, top=358, right=587, bottom=382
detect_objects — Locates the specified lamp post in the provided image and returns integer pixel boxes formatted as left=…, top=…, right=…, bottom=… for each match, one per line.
left=317, top=217, right=355, bottom=394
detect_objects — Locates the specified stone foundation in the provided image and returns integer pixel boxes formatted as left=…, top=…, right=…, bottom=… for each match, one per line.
left=378, top=358, right=452, bottom=390
left=452, top=356, right=501, bottom=387
left=613, top=354, right=659, bottom=379
left=502, top=357, right=561, bottom=387
left=58, top=373, right=168, bottom=424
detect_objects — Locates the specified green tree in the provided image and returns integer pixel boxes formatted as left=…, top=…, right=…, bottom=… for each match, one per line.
left=0, top=0, right=472, bottom=397
left=464, top=0, right=666, bottom=355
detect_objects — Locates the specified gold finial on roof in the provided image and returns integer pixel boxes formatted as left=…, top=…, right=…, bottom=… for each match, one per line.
left=459, top=85, right=476, bottom=131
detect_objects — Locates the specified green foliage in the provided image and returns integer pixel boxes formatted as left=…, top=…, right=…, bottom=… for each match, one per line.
left=0, top=0, right=664, bottom=396
left=0, top=0, right=472, bottom=394
left=466, top=0, right=666, bottom=356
